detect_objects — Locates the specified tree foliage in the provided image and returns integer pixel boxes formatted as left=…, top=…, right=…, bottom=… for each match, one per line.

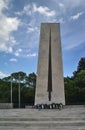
left=0, top=72, right=36, bottom=107
left=63, top=57, right=85, bottom=105
left=0, top=57, right=85, bottom=106
left=11, top=71, right=27, bottom=82
left=73, top=57, right=85, bottom=77
left=26, top=72, right=36, bottom=88
left=77, top=57, right=85, bottom=72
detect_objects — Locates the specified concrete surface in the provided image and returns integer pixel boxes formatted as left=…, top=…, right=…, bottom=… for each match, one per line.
left=35, top=23, right=65, bottom=105
left=0, top=105, right=85, bottom=130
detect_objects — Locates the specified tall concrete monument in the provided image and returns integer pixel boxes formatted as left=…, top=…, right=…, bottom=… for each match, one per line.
left=35, top=23, right=65, bottom=105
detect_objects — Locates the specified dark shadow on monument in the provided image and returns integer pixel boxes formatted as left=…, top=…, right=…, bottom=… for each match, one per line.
left=47, top=28, right=52, bottom=101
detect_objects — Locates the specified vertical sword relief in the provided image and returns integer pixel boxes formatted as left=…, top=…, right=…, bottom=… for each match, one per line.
left=47, top=28, right=52, bottom=101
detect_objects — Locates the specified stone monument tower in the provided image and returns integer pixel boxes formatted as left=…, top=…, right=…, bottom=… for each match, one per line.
left=35, top=23, right=65, bottom=105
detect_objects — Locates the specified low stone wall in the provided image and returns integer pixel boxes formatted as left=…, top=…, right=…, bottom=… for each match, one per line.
left=0, top=103, right=13, bottom=109
left=25, top=105, right=33, bottom=109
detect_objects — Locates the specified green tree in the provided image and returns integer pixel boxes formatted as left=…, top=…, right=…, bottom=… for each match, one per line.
left=77, top=57, right=85, bottom=72
left=26, top=72, right=36, bottom=88
left=74, top=70, right=85, bottom=88
left=3, top=76, right=11, bottom=82
left=11, top=71, right=27, bottom=82
left=65, top=70, right=85, bottom=105
left=0, top=72, right=35, bottom=107
left=0, top=80, right=10, bottom=103
left=73, top=57, right=85, bottom=77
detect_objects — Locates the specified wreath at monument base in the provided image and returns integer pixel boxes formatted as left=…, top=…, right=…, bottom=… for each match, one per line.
left=35, top=103, right=63, bottom=110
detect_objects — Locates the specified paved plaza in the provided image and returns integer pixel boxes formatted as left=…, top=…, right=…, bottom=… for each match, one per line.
left=0, top=105, right=85, bottom=130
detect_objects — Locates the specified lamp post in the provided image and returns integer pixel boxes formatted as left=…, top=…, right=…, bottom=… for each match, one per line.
left=19, top=74, right=20, bottom=108
left=11, top=76, right=13, bottom=105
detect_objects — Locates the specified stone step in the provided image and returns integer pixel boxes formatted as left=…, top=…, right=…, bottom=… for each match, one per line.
left=0, top=127, right=85, bottom=130
left=0, top=117, right=85, bottom=121
left=0, top=106, right=85, bottom=130
left=0, top=121, right=85, bottom=127
left=0, top=119, right=85, bottom=128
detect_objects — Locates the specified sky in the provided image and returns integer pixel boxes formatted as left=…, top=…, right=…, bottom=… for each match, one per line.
left=0, top=0, right=85, bottom=78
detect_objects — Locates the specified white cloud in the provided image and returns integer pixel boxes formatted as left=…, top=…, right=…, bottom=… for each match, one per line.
left=27, top=26, right=38, bottom=33
left=52, top=0, right=85, bottom=17
left=15, top=5, right=32, bottom=16
left=0, top=0, right=8, bottom=11
left=18, top=48, right=22, bottom=52
left=24, top=5, right=32, bottom=15
left=0, top=71, right=8, bottom=78
left=14, top=48, right=22, bottom=57
left=14, top=48, right=37, bottom=58
left=15, top=11, right=23, bottom=16
left=14, top=3, right=57, bottom=56
left=5, top=17, right=20, bottom=31
left=9, top=36, right=16, bottom=44
left=58, top=18, right=65, bottom=23
left=27, top=53, right=37, bottom=57
left=33, top=3, right=56, bottom=17
left=58, top=0, right=85, bottom=9
left=15, top=52, right=19, bottom=56
left=70, top=12, right=84, bottom=20
left=22, top=3, right=56, bottom=17
left=9, top=58, right=17, bottom=62
left=65, top=40, right=84, bottom=50
left=59, top=3, right=64, bottom=8
left=7, top=47, right=13, bottom=53
left=63, top=31, right=85, bottom=50
left=0, top=0, right=20, bottom=53
left=0, top=44, right=13, bottom=53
